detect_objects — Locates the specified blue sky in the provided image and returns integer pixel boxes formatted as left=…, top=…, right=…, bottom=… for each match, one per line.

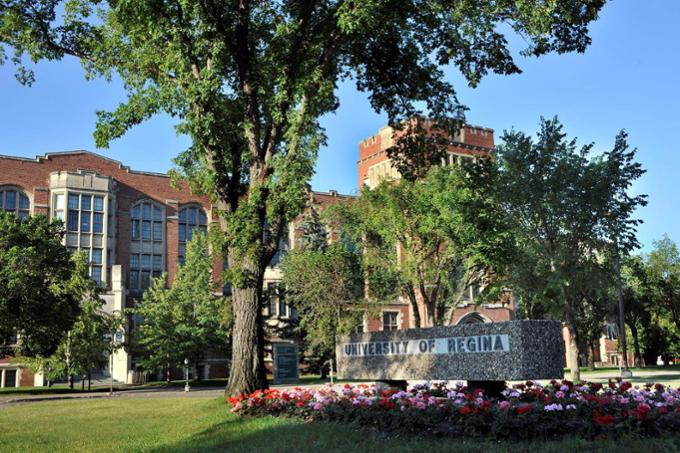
left=0, top=0, right=677, bottom=252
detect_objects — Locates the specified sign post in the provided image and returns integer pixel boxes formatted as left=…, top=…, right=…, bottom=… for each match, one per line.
left=272, top=342, right=299, bottom=385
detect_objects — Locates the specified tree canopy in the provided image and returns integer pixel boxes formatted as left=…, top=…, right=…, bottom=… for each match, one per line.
left=0, top=213, right=81, bottom=357
left=497, top=117, right=646, bottom=381
left=331, top=163, right=514, bottom=327
left=132, top=232, right=230, bottom=380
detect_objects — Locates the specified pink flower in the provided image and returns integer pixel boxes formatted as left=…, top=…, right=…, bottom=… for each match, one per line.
left=499, top=401, right=511, bottom=410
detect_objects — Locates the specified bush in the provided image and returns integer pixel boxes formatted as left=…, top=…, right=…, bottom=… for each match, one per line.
left=227, top=379, right=680, bottom=441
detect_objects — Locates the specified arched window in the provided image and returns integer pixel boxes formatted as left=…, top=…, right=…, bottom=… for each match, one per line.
left=178, top=205, right=207, bottom=265
left=130, top=200, right=165, bottom=292
left=0, top=187, right=30, bottom=219
left=456, top=312, right=487, bottom=325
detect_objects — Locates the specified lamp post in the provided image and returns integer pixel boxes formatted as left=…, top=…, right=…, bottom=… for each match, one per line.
left=184, top=358, right=190, bottom=392
left=615, top=251, right=632, bottom=378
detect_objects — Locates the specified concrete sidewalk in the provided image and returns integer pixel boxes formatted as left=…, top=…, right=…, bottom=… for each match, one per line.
left=0, top=382, right=346, bottom=406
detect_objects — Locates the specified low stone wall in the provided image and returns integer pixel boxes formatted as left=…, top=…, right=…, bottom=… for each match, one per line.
left=336, top=320, right=564, bottom=381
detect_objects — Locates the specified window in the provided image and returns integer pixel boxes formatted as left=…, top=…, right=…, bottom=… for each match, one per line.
left=91, top=266, right=102, bottom=285
left=269, top=226, right=290, bottom=267
left=3, top=369, right=17, bottom=388
left=153, top=222, right=162, bottom=241
left=93, top=213, right=104, bottom=233
left=382, top=311, right=399, bottom=331
left=278, top=287, right=287, bottom=318
left=91, top=249, right=102, bottom=264
left=178, top=205, right=207, bottom=264
left=54, top=193, right=65, bottom=221
left=0, top=188, right=30, bottom=218
left=61, top=192, right=109, bottom=285
left=266, top=283, right=278, bottom=317
left=130, top=200, right=166, bottom=292
left=457, top=312, right=486, bottom=325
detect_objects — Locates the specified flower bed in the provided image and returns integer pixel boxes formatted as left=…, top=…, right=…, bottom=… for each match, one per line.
left=227, top=380, right=680, bottom=440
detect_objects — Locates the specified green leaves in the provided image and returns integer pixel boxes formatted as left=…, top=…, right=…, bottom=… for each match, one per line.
left=332, top=163, right=514, bottom=326
left=131, top=232, right=229, bottom=373
left=497, top=117, right=646, bottom=369
left=0, top=213, right=81, bottom=357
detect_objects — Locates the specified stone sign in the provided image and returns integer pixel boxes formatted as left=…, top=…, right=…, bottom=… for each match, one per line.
left=336, top=320, right=564, bottom=382
left=273, top=342, right=299, bottom=385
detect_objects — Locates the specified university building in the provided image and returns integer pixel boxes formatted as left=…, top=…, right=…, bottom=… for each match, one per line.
left=0, top=150, right=347, bottom=387
left=0, top=123, right=626, bottom=387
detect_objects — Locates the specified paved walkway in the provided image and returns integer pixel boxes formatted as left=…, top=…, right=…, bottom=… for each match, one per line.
left=4, top=369, right=679, bottom=407
left=0, top=382, right=344, bottom=406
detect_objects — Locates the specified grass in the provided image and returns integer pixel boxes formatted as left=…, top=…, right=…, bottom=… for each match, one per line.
left=1, top=397, right=680, bottom=453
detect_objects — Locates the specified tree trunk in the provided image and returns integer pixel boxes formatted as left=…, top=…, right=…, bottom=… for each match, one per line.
left=404, top=285, right=421, bottom=329
left=587, top=343, right=595, bottom=370
left=226, top=256, right=268, bottom=396
left=630, top=323, right=643, bottom=367
left=166, top=362, right=171, bottom=384
left=88, top=373, right=91, bottom=391
left=564, top=309, right=581, bottom=382
left=81, top=376, right=85, bottom=391
left=68, top=374, right=74, bottom=390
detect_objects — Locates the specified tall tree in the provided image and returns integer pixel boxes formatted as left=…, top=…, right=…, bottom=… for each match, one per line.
left=0, top=213, right=81, bottom=357
left=1, top=0, right=605, bottom=394
left=332, top=164, right=514, bottom=327
left=281, top=241, right=364, bottom=377
left=646, top=235, right=680, bottom=333
left=497, top=117, right=646, bottom=382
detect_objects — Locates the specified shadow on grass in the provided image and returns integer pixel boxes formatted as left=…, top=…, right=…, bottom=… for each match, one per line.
left=148, top=415, right=680, bottom=453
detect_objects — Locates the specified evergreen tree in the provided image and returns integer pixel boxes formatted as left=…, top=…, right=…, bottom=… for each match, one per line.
left=297, top=209, right=328, bottom=252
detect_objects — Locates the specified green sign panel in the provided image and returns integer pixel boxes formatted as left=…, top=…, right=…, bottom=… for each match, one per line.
left=273, top=343, right=299, bottom=384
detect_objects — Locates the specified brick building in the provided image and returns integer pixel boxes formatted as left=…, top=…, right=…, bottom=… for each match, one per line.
left=357, top=123, right=515, bottom=332
left=0, top=150, right=352, bottom=387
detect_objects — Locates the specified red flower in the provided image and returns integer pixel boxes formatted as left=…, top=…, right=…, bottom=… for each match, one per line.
left=459, top=405, right=473, bottom=416
left=620, top=382, right=632, bottom=392
left=227, top=397, right=239, bottom=406
left=655, top=383, right=665, bottom=392
left=516, top=404, right=533, bottom=415
left=295, top=401, right=305, bottom=408
left=593, top=411, right=615, bottom=426
left=634, top=403, right=651, bottom=420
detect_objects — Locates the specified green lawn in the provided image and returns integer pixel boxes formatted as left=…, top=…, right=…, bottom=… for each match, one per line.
left=1, top=398, right=679, bottom=453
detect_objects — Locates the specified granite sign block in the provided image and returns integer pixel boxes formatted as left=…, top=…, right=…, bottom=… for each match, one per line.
left=336, top=320, right=564, bottom=381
